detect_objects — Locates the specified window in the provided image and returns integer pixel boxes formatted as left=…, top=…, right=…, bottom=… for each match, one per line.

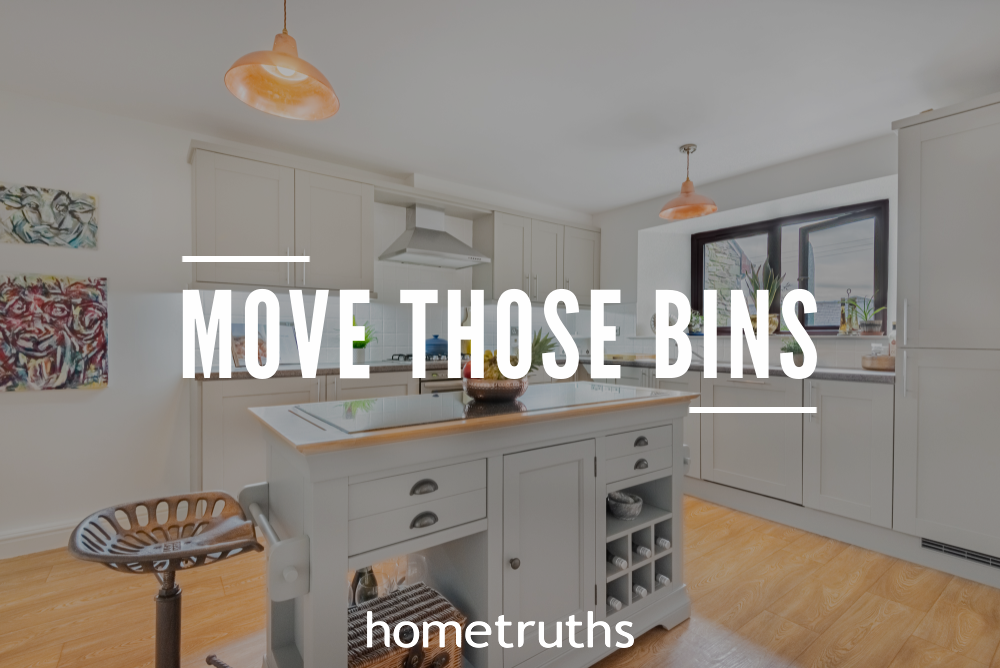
left=691, top=200, right=889, bottom=333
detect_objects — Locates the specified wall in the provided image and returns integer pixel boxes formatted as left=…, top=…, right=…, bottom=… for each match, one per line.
left=596, top=133, right=899, bottom=304
left=0, top=94, right=198, bottom=557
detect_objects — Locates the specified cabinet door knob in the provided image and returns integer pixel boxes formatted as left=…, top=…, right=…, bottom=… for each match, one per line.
left=410, top=479, right=439, bottom=496
left=509, top=558, right=521, bottom=570
left=634, top=436, right=648, bottom=448
left=634, top=458, right=649, bottom=470
left=410, top=512, right=439, bottom=529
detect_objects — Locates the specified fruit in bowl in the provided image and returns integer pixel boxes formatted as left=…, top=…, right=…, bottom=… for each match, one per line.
left=463, top=330, right=555, bottom=402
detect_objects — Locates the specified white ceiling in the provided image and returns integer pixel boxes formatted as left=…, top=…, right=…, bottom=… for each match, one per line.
left=3, top=1, right=999, bottom=216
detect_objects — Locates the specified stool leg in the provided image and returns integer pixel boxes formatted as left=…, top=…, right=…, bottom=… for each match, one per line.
left=155, top=572, right=182, bottom=668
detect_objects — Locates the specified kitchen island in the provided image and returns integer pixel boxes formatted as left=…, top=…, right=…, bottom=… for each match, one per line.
left=246, top=382, right=698, bottom=668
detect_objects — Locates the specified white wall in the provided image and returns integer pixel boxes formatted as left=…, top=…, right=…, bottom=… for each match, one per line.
left=0, top=94, right=199, bottom=556
left=596, top=134, right=899, bottom=304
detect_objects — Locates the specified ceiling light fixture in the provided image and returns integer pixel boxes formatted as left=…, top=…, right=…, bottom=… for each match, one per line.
left=659, top=144, right=718, bottom=220
left=224, top=0, right=339, bottom=120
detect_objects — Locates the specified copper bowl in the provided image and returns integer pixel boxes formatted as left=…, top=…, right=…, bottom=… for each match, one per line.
left=463, top=377, right=529, bottom=403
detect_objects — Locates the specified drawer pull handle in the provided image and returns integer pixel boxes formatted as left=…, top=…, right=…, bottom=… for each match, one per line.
left=410, top=512, right=439, bottom=529
left=634, top=436, right=649, bottom=448
left=634, top=458, right=649, bottom=470
left=410, top=479, right=439, bottom=496
left=510, top=558, right=521, bottom=570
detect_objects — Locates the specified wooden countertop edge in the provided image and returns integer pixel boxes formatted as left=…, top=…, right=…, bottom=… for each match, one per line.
left=253, top=392, right=698, bottom=456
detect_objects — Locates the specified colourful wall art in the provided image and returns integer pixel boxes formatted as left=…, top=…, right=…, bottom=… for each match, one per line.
left=0, top=182, right=98, bottom=248
left=0, top=275, right=108, bottom=391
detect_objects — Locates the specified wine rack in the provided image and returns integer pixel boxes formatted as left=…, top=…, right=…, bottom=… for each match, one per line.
left=604, top=474, right=674, bottom=617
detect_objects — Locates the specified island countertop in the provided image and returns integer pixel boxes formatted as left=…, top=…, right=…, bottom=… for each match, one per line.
left=249, top=381, right=699, bottom=455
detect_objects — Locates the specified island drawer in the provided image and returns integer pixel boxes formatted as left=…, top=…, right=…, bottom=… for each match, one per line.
left=604, top=425, right=672, bottom=460
left=348, top=460, right=486, bottom=521
left=347, top=489, right=487, bottom=556
left=606, top=447, right=672, bottom=484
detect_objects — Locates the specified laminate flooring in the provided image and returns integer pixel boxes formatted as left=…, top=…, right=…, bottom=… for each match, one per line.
left=3, top=497, right=999, bottom=668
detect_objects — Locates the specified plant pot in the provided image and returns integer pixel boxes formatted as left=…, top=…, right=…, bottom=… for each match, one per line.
left=859, top=320, right=882, bottom=336
left=353, top=348, right=366, bottom=364
left=793, top=353, right=804, bottom=366
left=749, top=314, right=780, bottom=335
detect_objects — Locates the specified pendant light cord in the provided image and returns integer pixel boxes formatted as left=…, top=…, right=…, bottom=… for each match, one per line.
left=686, top=149, right=690, bottom=181
left=283, top=0, right=288, bottom=34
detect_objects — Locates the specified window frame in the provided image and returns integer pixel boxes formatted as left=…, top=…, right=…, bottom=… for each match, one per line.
left=690, top=199, right=889, bottom=335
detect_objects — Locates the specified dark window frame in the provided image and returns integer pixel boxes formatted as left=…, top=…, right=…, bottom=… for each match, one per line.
left=690, top=199, right=889, bottom=335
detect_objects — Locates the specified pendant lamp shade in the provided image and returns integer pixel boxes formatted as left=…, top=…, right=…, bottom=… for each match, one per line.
left=225, top=29, right=339, bottom=120
left=659, top=145, right=717, bottom=221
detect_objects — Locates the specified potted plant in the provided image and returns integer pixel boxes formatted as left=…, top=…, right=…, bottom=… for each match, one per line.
left=689, top=310, right=704, bottom=335
left=856, top=293, right=886, bottom=336
left=744, top=258, right=785, bottom=334
left=781, top=338, right=804, bottom=367
left=462, top=329, right=556, bottom=402
left=353, top=317, right=377, bottom=364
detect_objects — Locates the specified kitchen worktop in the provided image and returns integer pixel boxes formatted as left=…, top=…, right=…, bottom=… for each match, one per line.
left=249, top=381, right=698, bottom=454
left=579, top=357, right=895, bottom=384
left=195, top=357, right=893, bottom=383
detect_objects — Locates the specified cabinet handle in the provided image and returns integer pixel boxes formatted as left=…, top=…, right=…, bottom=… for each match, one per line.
left=410, top=512, right=438, bottom=529
left=409, top=479, right=439, bottom=496
left=634, top=458, right=649, bottom=470
left=533, top=275, right=538, bottom=298
left=634, top=436, right=649, bottom=448
left=509, top=558, right=521, bottom=570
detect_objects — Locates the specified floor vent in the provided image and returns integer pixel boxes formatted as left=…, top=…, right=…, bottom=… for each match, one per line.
left=922, top=538, right=1000, bottom=569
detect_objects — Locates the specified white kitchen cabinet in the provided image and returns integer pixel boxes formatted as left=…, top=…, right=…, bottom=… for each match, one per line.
left=193, top=150, right=295, bottom=287
left=503, top=439, right=596, bottom=668
left=894, top=350, right=1000, bottom=556
left=473, top=212, right=532, bottom=298
left=474, top=213, right=599, bottom=303
left=803, top=380, right=893, bottom=527
left=530, top=220, right=564, bottom=301
left=896, top=99, right=1000, bottom=349
left=294, top=170, right=374, bottom=291
left=701, top=376, right=803, bottom=503
left=615, top=366, right=647, bottom=387
left=563, top=227, right=600, bottom=305
left=201, top=377, right=322, bottom=495
left=336, top=371, right=418, bottom=400
left=652, top=372, right=701, bottom=479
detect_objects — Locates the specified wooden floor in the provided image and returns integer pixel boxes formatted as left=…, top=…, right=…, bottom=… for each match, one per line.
left=3, top=496, right=1000, bottom=668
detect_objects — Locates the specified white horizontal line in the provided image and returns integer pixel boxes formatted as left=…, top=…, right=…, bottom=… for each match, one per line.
left=182, top=256, right=310, bottom=263
left=691, top=407, right=818, bottom=414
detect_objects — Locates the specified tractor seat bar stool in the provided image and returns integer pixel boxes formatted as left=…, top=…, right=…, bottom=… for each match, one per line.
left=68, top=491, right=263, bottom=668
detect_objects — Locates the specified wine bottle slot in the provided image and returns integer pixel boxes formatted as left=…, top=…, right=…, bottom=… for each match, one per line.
left=606, top=550, right=627, bottom=570
left=656, top=573, right=671, bottom=586
left=632, top=584, right=648, bottom=599
left=607, top=595, right=623, bottom=611
left=655, top=537, right=671, bottom=550
left=632, top=542, right=652, bottom=559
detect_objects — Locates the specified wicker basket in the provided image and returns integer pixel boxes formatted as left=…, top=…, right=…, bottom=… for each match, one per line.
left=349, top=584, right=467, bottom=668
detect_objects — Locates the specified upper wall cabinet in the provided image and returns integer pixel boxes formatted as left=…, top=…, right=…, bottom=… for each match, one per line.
left=194, top=151, right=295, bottom=287
left=192, top=149, right=374, bottom=291
left=896, top=100, right=1000, bottom=349
left=294, top=170, right=374, bottom=290
left=563, top=227, right=600, bottom=306
left=473, top=212, right=599, bottom=303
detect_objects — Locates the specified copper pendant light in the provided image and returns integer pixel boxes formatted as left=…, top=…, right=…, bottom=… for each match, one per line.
left=659, top=144, right=718, bottom=220
left=225, top=0, right=339, bottom=120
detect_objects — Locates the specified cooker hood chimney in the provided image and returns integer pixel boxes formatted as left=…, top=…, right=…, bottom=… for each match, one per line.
left=378, top=205, right=491, bottom=269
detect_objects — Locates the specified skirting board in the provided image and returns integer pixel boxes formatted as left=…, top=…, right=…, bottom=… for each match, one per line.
left=685, top=477, right=1000, bottom=589
left=0, top=520, right=77, bottom=560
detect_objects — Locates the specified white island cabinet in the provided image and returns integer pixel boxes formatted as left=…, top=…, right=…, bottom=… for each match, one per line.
left=247, top=383, right=696, bottom=668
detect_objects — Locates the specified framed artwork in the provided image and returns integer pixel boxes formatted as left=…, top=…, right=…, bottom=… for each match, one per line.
left=0, top=182, right=98, bottom=248
left=232, top=323, right=266, bottom=368
left=0, top=275, right=108, bottom=391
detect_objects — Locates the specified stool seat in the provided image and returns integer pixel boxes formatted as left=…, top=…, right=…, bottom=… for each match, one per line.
left=69, top=491, right=262, bottom=575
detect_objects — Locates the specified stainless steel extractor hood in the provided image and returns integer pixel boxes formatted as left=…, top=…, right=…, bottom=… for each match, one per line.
left=378, top=205, right=491, bottom=269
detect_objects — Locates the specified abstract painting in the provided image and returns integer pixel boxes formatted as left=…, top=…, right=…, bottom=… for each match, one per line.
left=0, top=275, right=108, bottom=391
left=0, top=182, right=98, bottom=248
